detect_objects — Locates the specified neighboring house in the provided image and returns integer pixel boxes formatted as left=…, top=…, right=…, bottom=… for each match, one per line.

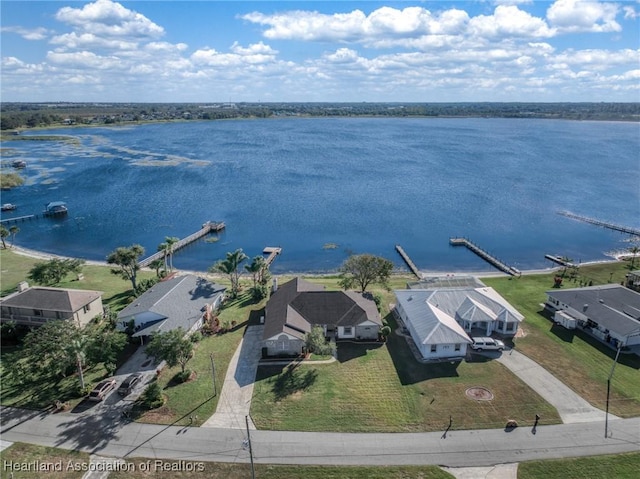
left=0, top=283, right=103, bottom=328
left=545, top=284, right=640, bottom=349
left=262, top=277, right=382, bottom=357
left=625, top=270, right=640, bottom=293
left=116, top=274, right=226, bottom=340
left=394, top=283, right=523, bottom=360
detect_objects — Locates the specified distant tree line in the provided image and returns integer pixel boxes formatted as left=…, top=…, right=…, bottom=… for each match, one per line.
left=1, top=102, right=639, bottom=130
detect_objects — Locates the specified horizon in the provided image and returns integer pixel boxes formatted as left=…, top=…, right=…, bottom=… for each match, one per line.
left=1, top=0, right=639, bottom=103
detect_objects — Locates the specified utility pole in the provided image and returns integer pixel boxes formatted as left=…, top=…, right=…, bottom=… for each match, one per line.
left=210, top=354, right=217, bottom=397
left=605, top=344, right=622, bottom=438
left=245, top=415, right=255, bottom=479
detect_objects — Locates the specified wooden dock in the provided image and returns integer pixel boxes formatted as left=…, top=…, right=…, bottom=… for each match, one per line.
left=0, top=214, right=37, bottom=224
left=545, top=254, right=576, bottom=268
left=139, top=221, right=225, bottom=267
left=263, top=247, right=282, bottom=266
left=558, top=211, right=640, bottom=236
left=450, top=237, right=521, bottom=276
left=395, top=245, right=421, bottom=278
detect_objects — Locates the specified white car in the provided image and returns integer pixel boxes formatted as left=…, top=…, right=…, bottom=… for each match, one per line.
left=470, top=337, right=505, bottom=351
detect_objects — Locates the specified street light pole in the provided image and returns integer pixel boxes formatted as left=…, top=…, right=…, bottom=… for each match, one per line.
left=605, top=343, right=622, bottom=438
left=210, top=354, right=217, bottom=397
left=246, top=415, right=255, bottom=479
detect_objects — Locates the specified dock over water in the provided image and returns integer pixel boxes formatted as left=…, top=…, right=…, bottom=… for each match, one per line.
left=139, top=221, right=225, bottom=267
left=263, top=247, right=282, bottom=266
left=395, top=245, right=421, bottom=278
left=450, top=237, right=521, bottom=276
left=558, top=211, right=640, bottom=236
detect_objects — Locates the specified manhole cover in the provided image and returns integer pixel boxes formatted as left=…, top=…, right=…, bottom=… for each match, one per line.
left=465, top=387, right=494, bottom=401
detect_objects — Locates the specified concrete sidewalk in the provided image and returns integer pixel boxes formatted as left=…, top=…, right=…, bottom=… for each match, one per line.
left=495, top=349, right=618, bottom=423
left=202, top=325, right=264, bottom=429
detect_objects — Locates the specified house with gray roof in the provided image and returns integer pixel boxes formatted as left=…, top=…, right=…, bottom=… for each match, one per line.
left=394, top=285, right=523, bottom=360
left=545, top=284, right=640, bottom=349
left=262, top=277, right=382, bottom=357
left=0, top=283, right=103, bottom=328
left=116, top=274, right=226, bottom=340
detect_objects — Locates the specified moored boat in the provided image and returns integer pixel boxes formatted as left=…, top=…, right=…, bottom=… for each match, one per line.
left=1, top=203, right=17, bottom=211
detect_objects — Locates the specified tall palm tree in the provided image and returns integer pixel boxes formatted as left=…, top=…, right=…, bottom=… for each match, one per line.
left=630, top=246, right=640, bottom=270
left=157, top=242, right=169, bottom=272
left=9, top=225, right=19, bottom=248
left=210, top=249, right=248, bottom=298
left=0, top=225, right=8, bottom=249
left=165, top=236, right=179, bottom=271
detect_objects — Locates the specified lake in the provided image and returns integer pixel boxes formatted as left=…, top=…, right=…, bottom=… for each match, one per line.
left=1, top=117, right=638, bottom=274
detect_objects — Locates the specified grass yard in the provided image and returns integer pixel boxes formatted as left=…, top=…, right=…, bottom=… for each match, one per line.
left=483, top=261, right=640, bottom=418
left=518, top=451, right=640, bottom=479
left=0, top=442, right=89, bottom=479
left=252, top=327, right=560, bottom=432
left=136, top=290, right=266, bottom=426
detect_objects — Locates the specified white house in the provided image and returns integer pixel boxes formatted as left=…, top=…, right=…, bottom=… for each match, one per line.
left=394, top=284, right=523, bottom=361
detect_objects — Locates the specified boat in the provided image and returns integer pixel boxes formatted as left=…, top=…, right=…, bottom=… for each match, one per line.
left=11, top=160, right=27, bottom=169
left=44, top=201, right=68, bottom=216
left=1, top=203, right=17, bottom=211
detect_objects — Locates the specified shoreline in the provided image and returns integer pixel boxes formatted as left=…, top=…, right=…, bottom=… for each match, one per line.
left=5, top=245, right=626, bottom=280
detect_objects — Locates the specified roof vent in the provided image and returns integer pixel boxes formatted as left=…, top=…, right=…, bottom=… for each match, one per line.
left=583, top=304, right=589, bottom=311
left=17, top=281, right=29, bottom=292
left=598, top=299, right=604, bottom=304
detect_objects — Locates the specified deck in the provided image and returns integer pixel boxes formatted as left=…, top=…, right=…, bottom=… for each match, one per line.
left=263, top=247, right=282, bottom=266
left=450, top=237, right=521, bottom=276
left=138, top=221, right=225, bottom=267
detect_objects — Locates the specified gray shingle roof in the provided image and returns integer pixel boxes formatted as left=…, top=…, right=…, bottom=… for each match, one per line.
left=1, top=287, right=102, bottom=313
left=546, top=284, right=640, bottom=336
left=263, top=277, right=382, bottom=340
left=118, top=274, right=226, bottom=337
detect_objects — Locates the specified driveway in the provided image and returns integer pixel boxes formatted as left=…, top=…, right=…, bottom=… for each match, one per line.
left=202, top=325, right=264, bottom=429
left=495, top=349, right=619, bottom=424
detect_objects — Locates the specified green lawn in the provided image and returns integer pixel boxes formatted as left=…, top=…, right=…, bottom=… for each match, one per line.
left=484, top=261, right=640, bottom=417
left=518, top=452, right=640, bottom=479
left=251, top=275, right=560, bottom=433
left=0, top=443, right=89, bottom=479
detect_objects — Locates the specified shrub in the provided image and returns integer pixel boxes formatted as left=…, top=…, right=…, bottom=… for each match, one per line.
left=175, top=370, right=192, bottom=383
left=190, top=331, right=203, bottom=343
left=141, top=381, right=164, bottom=409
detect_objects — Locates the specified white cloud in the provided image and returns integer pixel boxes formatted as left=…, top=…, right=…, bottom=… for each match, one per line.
left=230, top=41, right=277, bottom=56
left=46, top=50, right=124, bottom=70
left=50, top=32, right=138, bottom=50
left=191, top=42, right=278, bottom=67
left=468, top=5, right=555, bottom=38
left=1, top=26, right=49, bottom=41
left=55, top=0, right=164, bottom=38
left=546, top=0, right=621, bottom=33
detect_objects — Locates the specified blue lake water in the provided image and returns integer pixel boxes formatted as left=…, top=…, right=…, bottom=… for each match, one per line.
left=1, top=117, right=638, bottom=274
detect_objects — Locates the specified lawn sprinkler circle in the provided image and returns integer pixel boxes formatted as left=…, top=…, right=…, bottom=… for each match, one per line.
left=465, top=387, right=494, bottom=401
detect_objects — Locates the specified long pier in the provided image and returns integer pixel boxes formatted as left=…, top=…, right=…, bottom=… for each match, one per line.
left=558, top=211, right=640, bottom=236
left=0, top=214, right=37, bottom=224
left=263, top=247, right=282, bottom=266
left=545, top=254, right=576, bottom=268
left=139, top=221, right=225, bottom=267
left=395, top=245, right=421, bottom=278
left=450, top=237, right=521, bottom=276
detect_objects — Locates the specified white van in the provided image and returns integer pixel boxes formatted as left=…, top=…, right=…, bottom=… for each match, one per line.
left=470, top=337, right=505, bottom=351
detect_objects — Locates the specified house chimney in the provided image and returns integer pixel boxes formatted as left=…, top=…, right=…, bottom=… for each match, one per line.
left=272, top=278, right=278, bottom=293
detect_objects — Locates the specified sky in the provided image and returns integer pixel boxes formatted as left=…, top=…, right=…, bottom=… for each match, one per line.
left=1, top=0, right=639, bottom=102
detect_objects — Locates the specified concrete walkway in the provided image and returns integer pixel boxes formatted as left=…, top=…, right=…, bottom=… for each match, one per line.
left=495, top=349, right=619, bottom=424
left=445, top=463, right=518, bottom=479
left=202, top=325, right=264, bottom=429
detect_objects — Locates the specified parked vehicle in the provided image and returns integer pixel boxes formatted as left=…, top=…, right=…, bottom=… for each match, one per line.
left=470, top=337, right=505, bottom=351
left=88, top=379, right=117, bottom=402
left=118, top=373, right=142, bottom=396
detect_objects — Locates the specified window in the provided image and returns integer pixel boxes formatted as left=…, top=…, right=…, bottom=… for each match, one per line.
left=343, top=326, right=352, bottom=335
left=430, top=344, right=437, bottom=353
left=83, top=303, right=91, bottom=313
left=33, top=309, right=43, bottom=316
left=455, top=343, right=461, bottom=351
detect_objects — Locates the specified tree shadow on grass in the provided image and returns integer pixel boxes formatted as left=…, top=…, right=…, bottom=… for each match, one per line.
left=385, top=317, right=461, bottom=385
left=255, top=363, right=318, bottom=401
left=336, top=341, right=383, bottom=363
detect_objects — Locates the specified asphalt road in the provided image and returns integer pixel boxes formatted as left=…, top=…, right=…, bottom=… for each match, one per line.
left=1, top=406, right=638, bottom=467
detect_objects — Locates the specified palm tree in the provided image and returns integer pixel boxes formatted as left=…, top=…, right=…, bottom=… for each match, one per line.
left=630, top=246, right=640, bottom=270
left=157, top=242, right=169, bottom=271
left=165, top=236, right=179, bottom=271
left=0, top=225, right=8, bottom=249
left=245, top=256, right=265, bottom=289
left=9, top=225, right=19, bottom=248
left=148, top=258, right=165, bottom=278
left=210, top=249, right=248, bottom=298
